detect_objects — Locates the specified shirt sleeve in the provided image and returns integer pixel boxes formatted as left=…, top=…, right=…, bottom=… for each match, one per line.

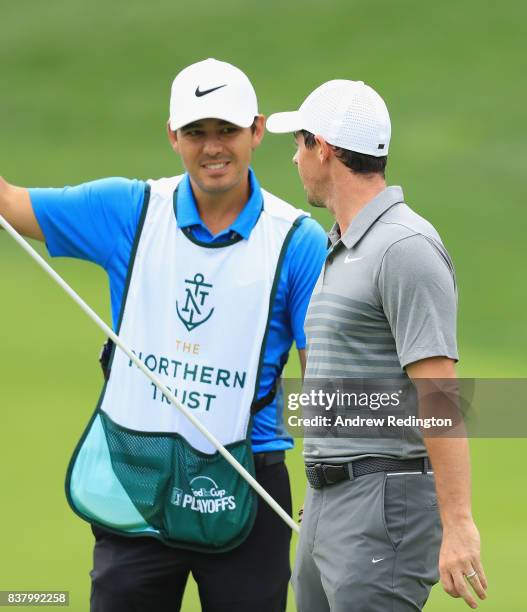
left=29, top=177, right=146, bottom=269
left=285, top=216, right=328, bottom=349
left=377, top=233, right=459, bottom=368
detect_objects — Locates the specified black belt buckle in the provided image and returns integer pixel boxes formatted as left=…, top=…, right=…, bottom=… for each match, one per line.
left=318, top=463, right=350, bottom=486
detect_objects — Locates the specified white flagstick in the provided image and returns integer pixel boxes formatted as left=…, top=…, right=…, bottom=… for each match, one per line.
left=0, top=214, right=300, bottom=534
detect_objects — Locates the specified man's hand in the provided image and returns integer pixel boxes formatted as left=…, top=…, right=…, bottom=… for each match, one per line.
left=298, top=505, right=304, bottom=524
left=439, top=518, right=487, bottom=608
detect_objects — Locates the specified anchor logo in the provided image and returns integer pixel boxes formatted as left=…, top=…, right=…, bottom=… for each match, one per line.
left=176, top=273, right=215, bottom=332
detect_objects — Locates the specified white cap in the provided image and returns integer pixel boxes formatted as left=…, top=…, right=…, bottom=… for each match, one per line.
left=266, top=80, right=391, bottom=157
left=169, top=58, right=258, bottom=131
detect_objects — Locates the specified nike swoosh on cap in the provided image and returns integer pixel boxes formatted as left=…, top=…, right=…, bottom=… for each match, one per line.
left=195, top=84, right=227, bottom=97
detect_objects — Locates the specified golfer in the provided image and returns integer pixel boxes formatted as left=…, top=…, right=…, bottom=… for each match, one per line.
left=267, top=80, right=488, bottom=610
left=0, top=58, right=327, bottom=611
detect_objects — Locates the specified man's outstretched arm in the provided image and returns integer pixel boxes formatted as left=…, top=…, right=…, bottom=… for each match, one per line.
left=407, top=357, right=488, bottom=609
left=0, top=176, right=44, bottom=240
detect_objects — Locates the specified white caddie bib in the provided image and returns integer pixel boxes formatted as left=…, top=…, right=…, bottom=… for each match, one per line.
left=66, top=175, right=307, bottom=551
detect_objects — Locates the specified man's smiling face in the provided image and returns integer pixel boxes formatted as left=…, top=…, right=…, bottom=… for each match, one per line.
left=169, top=117, right=264, bottom=196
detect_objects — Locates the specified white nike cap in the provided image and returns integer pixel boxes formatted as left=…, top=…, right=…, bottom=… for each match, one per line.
left=169, top=58, right=258, bottom=131
left=266, top=80, right=391, bottom=157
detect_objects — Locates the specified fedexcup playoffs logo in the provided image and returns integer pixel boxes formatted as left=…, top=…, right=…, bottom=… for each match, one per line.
left=171, top=476, right=236, bottom=513
left=176, top=273, right=215, bottom=332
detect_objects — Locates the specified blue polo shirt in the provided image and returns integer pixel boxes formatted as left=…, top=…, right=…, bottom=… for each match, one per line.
left=30, top=170, right=327, bottom=453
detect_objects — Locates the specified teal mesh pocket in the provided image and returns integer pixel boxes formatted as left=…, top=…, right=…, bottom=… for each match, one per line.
left=101, top=412, right=257, bottom=552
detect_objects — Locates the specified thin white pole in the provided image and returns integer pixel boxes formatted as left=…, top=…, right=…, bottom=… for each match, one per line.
left=0, top=214, right=300, bottom=534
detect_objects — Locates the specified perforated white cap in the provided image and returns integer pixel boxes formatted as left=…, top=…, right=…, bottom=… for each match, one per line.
left=266, top=80, right=391, bottom=156
left=169, top=58, right=258, bottom=131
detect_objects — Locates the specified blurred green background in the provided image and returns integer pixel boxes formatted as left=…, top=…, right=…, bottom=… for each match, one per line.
left=1, top=0, right=525, bottom=610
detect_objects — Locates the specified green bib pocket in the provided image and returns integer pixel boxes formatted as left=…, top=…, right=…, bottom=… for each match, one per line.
left=68, top=411, right=257, bottom=553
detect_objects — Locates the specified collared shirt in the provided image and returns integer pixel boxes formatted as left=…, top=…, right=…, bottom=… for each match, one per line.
left=175, top=169, right=263, bottom=242
left=304, top=185, right=459, bottom=462
left=29, top=173, right=328, bottom=453
left=327, top=186, right=405, bottom=249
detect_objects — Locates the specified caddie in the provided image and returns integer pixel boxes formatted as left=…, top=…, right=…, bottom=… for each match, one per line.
left=0, top=58, right=327, bottom=612
left=267, top=80, right=488, bottom=610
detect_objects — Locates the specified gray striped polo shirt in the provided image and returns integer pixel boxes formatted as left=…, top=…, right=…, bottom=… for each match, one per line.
left=303, top=186, right=459, bottom=463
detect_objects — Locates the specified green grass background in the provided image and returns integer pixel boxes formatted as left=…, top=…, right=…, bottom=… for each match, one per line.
left=1, top=0, right=526, bottom=609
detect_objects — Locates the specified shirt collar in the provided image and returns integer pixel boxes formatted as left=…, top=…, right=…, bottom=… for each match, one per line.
left=328, top=186, right=405, bottom=249
left=175, top=168, right=263, bottom=240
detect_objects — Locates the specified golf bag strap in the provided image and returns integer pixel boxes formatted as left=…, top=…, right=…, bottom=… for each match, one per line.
left=250, top=380, right=280, bottom=414
left=99, top=338, right=113, bottom=380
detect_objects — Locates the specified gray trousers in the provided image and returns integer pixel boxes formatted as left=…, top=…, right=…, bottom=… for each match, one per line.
left=292, top=471, right=442, bottom=611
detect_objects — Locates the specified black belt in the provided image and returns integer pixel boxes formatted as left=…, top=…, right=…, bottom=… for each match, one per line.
left=305, top=457, right=432, bottom=489
left=254, top=450, right=285, bottom=470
